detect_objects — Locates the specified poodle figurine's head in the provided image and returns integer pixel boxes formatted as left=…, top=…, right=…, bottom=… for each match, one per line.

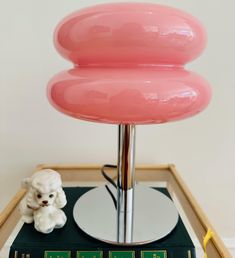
left=35, top=190, right=57, bottom=207
left=22, top=169, right=67, bottom=209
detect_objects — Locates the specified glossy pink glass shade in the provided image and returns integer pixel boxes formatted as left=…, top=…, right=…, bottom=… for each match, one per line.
left=48, top=3, right=211, bottom=125
left=54, top=3, right=206, bottom=67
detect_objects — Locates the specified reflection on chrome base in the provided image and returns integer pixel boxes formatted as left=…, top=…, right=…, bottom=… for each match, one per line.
left=73, top=184, right=179, bottom=246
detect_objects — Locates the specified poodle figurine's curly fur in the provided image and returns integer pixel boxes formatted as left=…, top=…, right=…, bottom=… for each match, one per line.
left=19, top=169, right=67, bottom=234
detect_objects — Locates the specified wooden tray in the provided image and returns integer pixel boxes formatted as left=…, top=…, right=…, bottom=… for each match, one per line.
left=0, top=164, right=232, bottom=258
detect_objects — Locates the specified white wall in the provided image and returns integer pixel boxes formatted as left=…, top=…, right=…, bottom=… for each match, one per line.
left=1, top=0, right=235, bottom=242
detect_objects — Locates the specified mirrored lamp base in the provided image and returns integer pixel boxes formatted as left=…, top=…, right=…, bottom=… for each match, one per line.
left=73, top=184, right=179, bottom=246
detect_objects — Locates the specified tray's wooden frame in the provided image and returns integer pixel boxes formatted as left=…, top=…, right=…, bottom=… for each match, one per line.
left=0, top=164, right=232, bottom=258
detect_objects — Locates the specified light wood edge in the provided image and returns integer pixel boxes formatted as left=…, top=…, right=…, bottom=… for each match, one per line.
left=168, top=164, right=232, bottom=258
left=0, top=189, right=26, bottom=228
left=36, top=164, right=171, bottom=183
left=36, top=163, right=171, bottom=170
left=0, top=188, right=26, bottom=249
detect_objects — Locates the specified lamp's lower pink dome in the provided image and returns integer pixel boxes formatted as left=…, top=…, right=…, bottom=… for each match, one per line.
left=47, top=68, right=211, bottom=124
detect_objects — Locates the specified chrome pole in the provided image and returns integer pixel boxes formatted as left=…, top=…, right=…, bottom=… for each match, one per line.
left=117, top=124, right=136, bottom=243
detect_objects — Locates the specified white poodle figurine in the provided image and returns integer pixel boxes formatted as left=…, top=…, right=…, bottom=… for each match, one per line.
left=19, top=169, right=67, bottom=234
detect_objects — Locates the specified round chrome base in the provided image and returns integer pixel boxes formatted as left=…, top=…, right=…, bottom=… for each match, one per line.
left=73, top=184, right=179, bottom=246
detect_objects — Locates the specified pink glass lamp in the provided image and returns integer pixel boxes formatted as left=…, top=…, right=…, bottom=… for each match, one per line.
left=47, top=3, right=211, bottom=245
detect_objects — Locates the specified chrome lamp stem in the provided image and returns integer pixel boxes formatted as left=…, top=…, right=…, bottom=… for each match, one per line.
left=117, top=124, right=136, bottom=243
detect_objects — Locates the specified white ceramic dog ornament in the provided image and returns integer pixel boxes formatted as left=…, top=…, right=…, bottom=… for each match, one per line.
left=19, top=169, right=67, bottom=234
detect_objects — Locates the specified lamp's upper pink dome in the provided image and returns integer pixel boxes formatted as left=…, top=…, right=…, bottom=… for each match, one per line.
left=48, top=3, right=211, bottom=125
left=54, top=3, right=206, bottom=67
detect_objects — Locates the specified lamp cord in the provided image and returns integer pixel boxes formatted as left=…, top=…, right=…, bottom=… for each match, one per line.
left=101, top=164, right=117, bottom=209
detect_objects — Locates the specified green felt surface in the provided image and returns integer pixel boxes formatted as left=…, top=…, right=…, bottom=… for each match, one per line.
left=9, top=187, right=195, bottom=258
